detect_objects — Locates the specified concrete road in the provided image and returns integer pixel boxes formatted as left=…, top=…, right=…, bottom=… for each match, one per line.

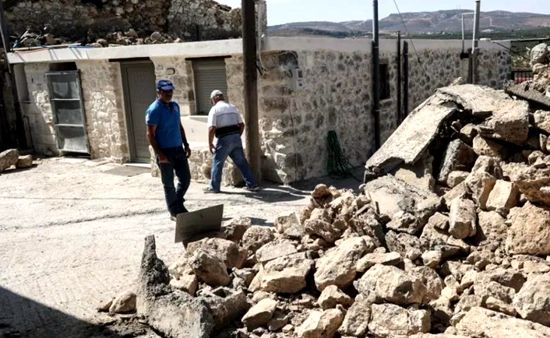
left=0, top=157, right=361, bottom=337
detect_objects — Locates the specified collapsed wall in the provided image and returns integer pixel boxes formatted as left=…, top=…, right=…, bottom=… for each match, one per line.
left=114, top=85, right=550, bottom=337
left=5, top=0, right=241, bottom=46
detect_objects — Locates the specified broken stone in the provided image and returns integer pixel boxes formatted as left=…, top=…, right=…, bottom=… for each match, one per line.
left=314, top=236, right=372, bottom=291
left=304, top=208, right=344, bottom=243
left=223, top=217, right=251, bottom=242
left=296, top=308, right=344, bottom=338
left=365, top=93, right=458, bottom=176
left=268, top=311, right=288, bottom=331
left=338, top=296, right=371, bottom=336
left=472, top=135, right=505, bottom=158
left=449, top=198, right=477, bottom=239
left=385, top=231, right=426, bottom=260
left=486, top=180, right=519, bottom=214
left=255, top=239, right=297, bottom=263
left=191, top=250, right=231, bottom=287
left=241, top=298, right=278, bottom=330
left=368, top=303, right=430, bottom=337
left=470, top=155, right=503, bottom=179
left=354, top=264, right=427, bottom=305
left=0, top=149, right=18, bottom=172
left=533, top=110, right=550, bottom=133
left=393, top=153, right=436, bottom=191
left=506, top=202, right=550, bottom=255
left=364, top=175, right=440, bottom=235
left=170, top=274, right=198, bottom=296
left=16, top=154, right=33, bottom=168
left=137, top=236, right=215, bottom=337
left=311, top=183, right=332, bottom=199
left=187, top=238, right=247, bottom=269
left=459, top=123, right=478, bottom=143
left=275, top=212, right=304, bottom=238
left=109, top=290, right=136, bottom=314
left=530, top=43, right=549, bottom=66
left=455, top=307, right=550, bottom=338
left=513, top=274, right=550, bottom=326
left=479, top=99, right=530, bottom=145
left=465, top=171, right=497, bottom=210
left=422, top=250, right=443, bottom=268
left=409, top=265, right=444, bottom=303
left=438, top=84, right=511, bottom=118
left=356, top=251, right=403, bottom=272
left=446, top=170, right=469, bottom=189
left=201, top=287, right=249, bottom=329
left=258, top=252, right=314, bottom=294
left=473, top=211, right=508, bottom=250
left=241, top=226, right=275, bottom=252
left=317, top=285, right=353, bottom=309
left=437, top=139, right=477, bottom=184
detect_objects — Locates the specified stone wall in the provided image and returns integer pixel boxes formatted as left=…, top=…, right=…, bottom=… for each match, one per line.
left=151, top=57, right=195, bottom=115
left=168, top=0, right=241, bottom=41
left=21, top=63, right=58, bottom=156
left=77, top=60, right=128, bottom=161
left=249, top=44, right=511, bottom=184
left=250, top=50, right=375, bottom=183
left=6, top=0, right=240, bottom=43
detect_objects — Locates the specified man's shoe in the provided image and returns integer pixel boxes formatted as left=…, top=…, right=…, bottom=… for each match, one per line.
left=244, top=185, right=260, bottom=192
left=203, top=187, right=220, bottom=193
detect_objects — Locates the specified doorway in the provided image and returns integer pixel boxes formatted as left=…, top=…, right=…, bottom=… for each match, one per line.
left=121, top=61, right=156, bottom=163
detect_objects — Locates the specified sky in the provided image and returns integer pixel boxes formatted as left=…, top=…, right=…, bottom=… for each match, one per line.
left=216, top=0, right=550, bottom=25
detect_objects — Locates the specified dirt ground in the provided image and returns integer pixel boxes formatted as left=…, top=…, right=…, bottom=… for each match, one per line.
left=0, top=157, right=361, bottom=337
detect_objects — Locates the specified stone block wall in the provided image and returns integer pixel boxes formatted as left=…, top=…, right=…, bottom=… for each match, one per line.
left=478, top=49, right=512, bottom=88
left=77, top=60, right=128, bottom=161
left=21, top=63, right=58, bottom=156
left=168, top=0, right=241, bottom=41
left=151, top=57, right=195, bottom=115
left=249, top=50, right=375, bottom=183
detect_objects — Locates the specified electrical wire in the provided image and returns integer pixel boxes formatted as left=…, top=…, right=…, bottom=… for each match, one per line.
left=391, top=0, right=432, bottom=80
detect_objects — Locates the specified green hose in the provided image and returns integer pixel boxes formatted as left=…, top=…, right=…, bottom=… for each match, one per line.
left=327, top=130, right=352, bottom=177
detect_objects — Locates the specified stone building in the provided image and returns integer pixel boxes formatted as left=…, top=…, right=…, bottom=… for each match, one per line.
left=6, top=37, right=511, bottom=183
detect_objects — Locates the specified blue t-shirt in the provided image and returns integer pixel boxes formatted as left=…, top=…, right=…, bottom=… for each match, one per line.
left=145, top=99, right=183, bottom=148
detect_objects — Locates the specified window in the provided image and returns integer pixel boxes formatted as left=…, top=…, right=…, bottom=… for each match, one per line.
left=46, top=71, right=89, bottom=154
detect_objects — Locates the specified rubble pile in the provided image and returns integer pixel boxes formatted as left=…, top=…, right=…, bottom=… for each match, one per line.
left=529, top=42, right=550, bottom=96
left=110, top=84, right=550, bottom=337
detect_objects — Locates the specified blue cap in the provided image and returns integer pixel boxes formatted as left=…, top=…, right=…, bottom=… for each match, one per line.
left=156, top=79, right=174, bottom=91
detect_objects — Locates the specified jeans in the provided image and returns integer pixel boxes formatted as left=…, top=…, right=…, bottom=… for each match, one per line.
left=158, top=146, right=190, bottom=215
left=209, top=133, right=256, bottom=192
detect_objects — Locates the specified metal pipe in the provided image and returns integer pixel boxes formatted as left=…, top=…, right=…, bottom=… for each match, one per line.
left=461, top=12, right=474, bottom=54
left=403, top=41, right=409, bottom=118
left=396, top=31, right=402, bottom=123
left=472, top=0, right=481, bottom=84
left=472, top=0, right=481, bottom=50
left=372, top=0, right=381, bottom=149
left=242, top=0, right=262, bottom=181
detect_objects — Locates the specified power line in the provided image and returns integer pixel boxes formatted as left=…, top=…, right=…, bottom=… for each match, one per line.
left=391, top=0, right=431, bottom=80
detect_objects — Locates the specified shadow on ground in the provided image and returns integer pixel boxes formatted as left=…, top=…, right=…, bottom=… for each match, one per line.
left=0, top=287, right=130, bottom=338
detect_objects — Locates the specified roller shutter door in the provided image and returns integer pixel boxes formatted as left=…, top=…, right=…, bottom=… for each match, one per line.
left=193, top=59, right=228, bottom=115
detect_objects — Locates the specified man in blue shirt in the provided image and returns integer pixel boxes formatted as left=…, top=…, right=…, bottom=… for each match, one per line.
left=146, top=79, right=191, bottom=221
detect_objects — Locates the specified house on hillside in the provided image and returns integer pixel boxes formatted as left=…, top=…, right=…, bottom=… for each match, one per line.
left=6, top=37, right=511, bottom=183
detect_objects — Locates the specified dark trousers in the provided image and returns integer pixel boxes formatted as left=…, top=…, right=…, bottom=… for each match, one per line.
left=158, top=146, right=190, bottom=215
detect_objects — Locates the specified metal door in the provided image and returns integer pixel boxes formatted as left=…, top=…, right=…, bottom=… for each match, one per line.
left=121, top=61, right=156, bottom=163
left=46, top=71, right=89, bottom=154
left=193, top=59, right=228, bottom=115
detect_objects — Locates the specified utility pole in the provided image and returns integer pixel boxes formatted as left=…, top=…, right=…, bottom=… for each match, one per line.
left=242, top=0, right=262, bottom=182
left=372, top=0, right=381, bottom=149
left=396, top=31, right=402, bottom=122
left=0, top=0, right=26, bottom=150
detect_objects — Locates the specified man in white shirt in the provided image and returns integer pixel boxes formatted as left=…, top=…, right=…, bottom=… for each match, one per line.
left=204, top=89, right=259, bottom=193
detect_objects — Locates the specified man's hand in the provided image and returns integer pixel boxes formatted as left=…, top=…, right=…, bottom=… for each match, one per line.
left=158, top=153, right=170, bottom=163
left=209, top=143, right=216, bottom=154
left=185, top=146, right=191, bottom=158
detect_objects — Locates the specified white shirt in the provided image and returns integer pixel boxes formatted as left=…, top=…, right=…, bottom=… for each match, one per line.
left=207, top=101, right=243, bottom=128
